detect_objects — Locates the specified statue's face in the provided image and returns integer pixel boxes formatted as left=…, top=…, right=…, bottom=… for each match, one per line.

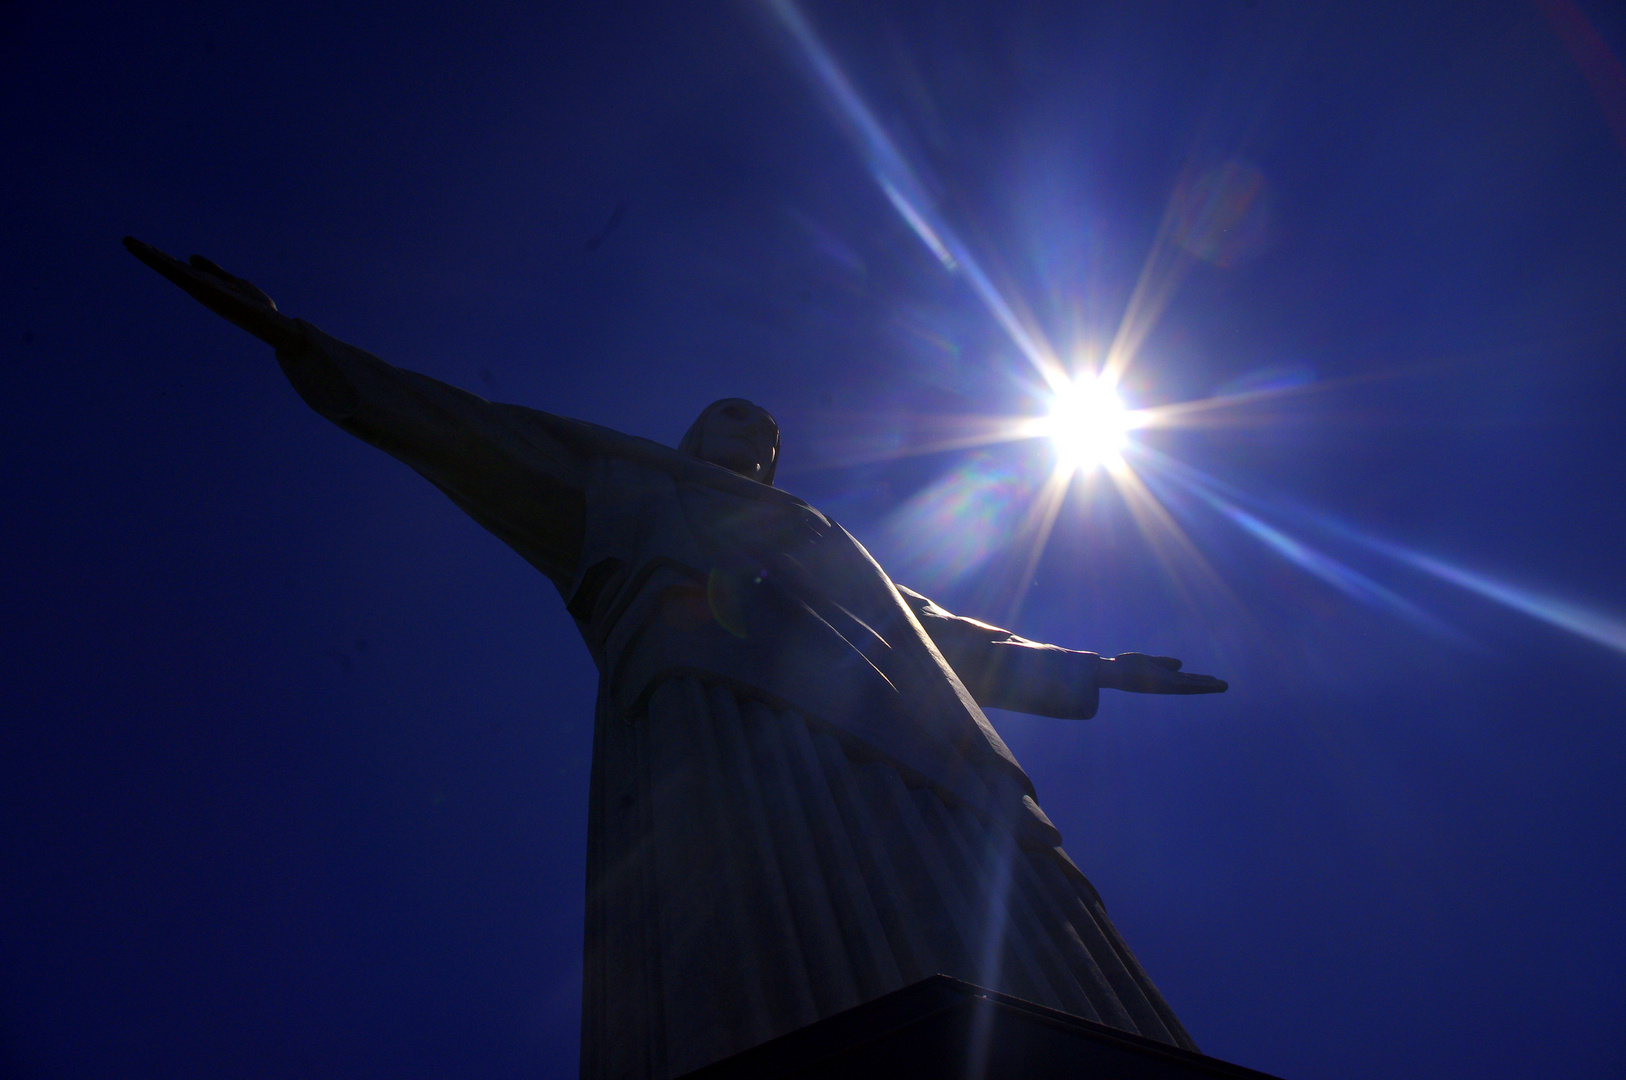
left=694, top=400, right=779, bottom=482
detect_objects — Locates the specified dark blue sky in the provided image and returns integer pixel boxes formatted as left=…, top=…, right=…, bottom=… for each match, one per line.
left=5, top=1, right=1626, bottom=1077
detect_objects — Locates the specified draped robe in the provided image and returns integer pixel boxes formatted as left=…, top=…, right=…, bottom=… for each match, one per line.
left=275, top=323, right=1198, bottom=1078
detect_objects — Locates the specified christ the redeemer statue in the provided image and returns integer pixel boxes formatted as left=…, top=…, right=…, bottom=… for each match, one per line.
left=127, top=238, right=1228, bottom=1079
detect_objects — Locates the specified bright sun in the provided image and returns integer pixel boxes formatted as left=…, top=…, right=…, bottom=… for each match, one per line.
left=1045, top=374, right=1131, bottom=471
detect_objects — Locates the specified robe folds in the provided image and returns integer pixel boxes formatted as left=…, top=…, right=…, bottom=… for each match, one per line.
left=276, top=322, right=1198, bottom=1079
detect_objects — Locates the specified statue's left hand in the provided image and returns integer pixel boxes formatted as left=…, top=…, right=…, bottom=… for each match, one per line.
left=123, top=237, right=307, bottom=352
left=1097, top=653, right=1227, bottom=695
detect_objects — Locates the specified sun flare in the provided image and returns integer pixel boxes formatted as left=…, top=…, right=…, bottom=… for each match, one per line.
left=1044, top=374, right=1132, bottom=472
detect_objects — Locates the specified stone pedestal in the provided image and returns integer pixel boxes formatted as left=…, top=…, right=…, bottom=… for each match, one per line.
left=679, top=975, right=1282, bottom=1080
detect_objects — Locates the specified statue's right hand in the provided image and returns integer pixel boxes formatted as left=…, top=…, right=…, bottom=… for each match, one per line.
left=1097, top=652, right=1228, bottom=695
left=123, top=237, right=306, bottom=352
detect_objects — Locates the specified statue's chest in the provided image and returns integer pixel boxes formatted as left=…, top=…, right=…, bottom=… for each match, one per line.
left=560, top=457, right=1018, bottom=822
left=574, top=461, right=838, bottom=591
left=566, top=460, right=844, bottom=644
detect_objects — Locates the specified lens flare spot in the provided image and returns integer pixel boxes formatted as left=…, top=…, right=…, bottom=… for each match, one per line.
left=1172, top=160, right=1273, bottom=268
left=1045, top=375, right=1130, bottom=471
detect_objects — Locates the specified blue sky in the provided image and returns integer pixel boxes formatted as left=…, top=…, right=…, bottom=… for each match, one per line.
left=4, top=1, right=1626, bottom=1077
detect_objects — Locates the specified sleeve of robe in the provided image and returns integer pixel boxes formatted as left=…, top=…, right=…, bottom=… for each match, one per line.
left=894, top=584, right=1101, bottom=720
left=273, top=319, right=587, bottom=596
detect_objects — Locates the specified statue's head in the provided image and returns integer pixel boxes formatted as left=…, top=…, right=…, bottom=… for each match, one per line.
left=679, top=398, right=780, bottom=485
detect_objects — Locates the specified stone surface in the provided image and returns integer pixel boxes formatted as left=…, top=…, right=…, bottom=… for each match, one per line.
left=680, top=976, right=1285, bottom=1080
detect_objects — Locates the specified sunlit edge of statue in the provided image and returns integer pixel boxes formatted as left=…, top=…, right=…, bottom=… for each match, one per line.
left=125, top=237, right=1228, bottom=1080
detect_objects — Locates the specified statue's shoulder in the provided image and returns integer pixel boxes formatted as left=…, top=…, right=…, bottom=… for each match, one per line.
left=486, top=405, right=678, bottom=465
left=497, top=405, right=823, bottom=515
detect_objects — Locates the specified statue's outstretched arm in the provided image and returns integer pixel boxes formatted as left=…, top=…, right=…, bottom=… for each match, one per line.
left=125, top=238, right=587, bottom=589
left=895, top=585, right=1226, bottom=720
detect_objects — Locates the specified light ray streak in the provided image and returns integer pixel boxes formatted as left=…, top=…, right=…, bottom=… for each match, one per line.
left=1142, top=447, right=1626, bottom=655
left=1313, top=520, right=1626, bottom=657
left=1134, top=360, right=1460, bottom=430
left=877, top=176, right=955, bottom=267
left=1001, top=466, right=1074, bottom=626
left=767, top=0, right=1068, bottom=390
left=795, top=415, right=1039, bottom=472
left=967, top=835, right=1018, bottom=1080
left=1101, top=206, right=1195, bottom=386
left=1146, top=463, right=1461, bottom=639
left=1109, top=458, right=1247, bottom=621
left=805, top=430, right=1025, bottom=470
left=1134, top=379, right=1336, bottom=428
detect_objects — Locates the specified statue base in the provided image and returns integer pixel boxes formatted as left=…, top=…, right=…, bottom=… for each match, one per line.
left=678, top=975, right=1282, bottom=1080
